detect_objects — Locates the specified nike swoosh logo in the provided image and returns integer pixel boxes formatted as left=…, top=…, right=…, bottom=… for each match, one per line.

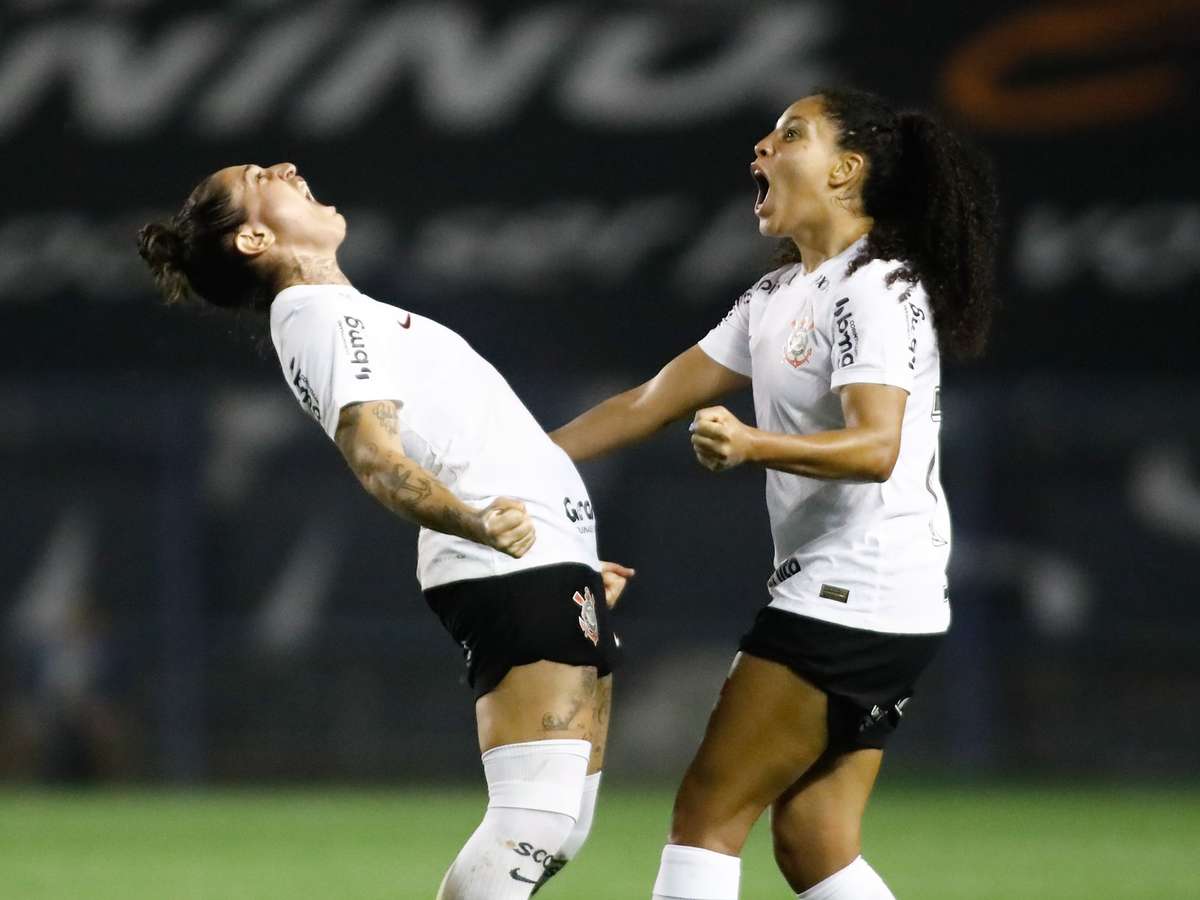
left=509, top=868, right=538, bottom=885
left=398, top=314, right=412, bottom=329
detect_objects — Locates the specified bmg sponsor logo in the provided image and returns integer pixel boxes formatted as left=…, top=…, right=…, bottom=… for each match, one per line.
left=338, top=315, right=372, bottom=380
left=833, top=296, right=858, bottom=368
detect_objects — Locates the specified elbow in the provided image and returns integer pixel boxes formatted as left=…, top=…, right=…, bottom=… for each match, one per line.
left=863, top=438, right=901, bottom=483
left=341, top=442, right=383, bottom=489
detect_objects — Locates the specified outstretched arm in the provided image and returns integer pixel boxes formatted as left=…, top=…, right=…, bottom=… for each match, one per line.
left=335, top=399, right=536, bottom=558
left=690, top=383, right=907, bottom=482
left=550, top=346, right=750, bottom=462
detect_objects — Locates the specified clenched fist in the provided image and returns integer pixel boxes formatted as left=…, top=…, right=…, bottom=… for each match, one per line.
left=690, top=406, right=756, bottom=472
left=477, top=497, right=537, bottom=558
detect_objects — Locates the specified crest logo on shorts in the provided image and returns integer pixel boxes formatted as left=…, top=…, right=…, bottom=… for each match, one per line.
left=783, top=317, right=815, bottom=369
left=573, top=587, right=599, bottom=646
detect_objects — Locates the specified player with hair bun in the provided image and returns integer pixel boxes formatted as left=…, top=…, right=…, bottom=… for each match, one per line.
left=552, top=87, right=999, bottom=900
left=138, top=163, right=633, bottom=899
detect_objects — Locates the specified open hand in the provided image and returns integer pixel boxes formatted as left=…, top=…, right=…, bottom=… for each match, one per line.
left=600, top=561, right=636, bottom=609
left=690, top=406, right=755, bottom=472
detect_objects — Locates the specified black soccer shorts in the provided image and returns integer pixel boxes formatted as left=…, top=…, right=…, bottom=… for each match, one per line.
left=424, top=562, right=620, bottom=699
left=739, top=606, right=943, bottom=751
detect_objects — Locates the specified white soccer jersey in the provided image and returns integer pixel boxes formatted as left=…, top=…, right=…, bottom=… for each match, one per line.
left=698, top=238, right=951, bottom=634
left=270, top=284, right=601, bottom=590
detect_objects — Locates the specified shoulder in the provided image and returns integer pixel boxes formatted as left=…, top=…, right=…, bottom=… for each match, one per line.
left=841, top=256, right=911, bottom=296
left=723, top=263, right=800, bottom=320
left=833, top=255, right=927, bottom=315
left=749, top=263, right=803, bottom=299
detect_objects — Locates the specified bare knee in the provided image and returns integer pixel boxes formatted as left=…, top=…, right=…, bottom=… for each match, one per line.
left=668, top=764, right=758, bottom=856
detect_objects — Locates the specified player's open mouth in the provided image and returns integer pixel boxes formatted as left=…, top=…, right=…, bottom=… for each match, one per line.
left=297, top=178, right=318, bottom=204
left=752, top=166, right=770, bottom=213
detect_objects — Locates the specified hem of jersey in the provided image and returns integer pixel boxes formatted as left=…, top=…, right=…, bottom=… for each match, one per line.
left=829, top=367, right=913, bottom=394
left=697, top=338, right=753, bottom=378
left=764, top=598, right=950, bottom=636
left=421, top=559, right=603, bottom=592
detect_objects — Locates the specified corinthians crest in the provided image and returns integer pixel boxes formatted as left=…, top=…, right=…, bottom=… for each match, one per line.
left=783, top=317, right=815, bottom=368
left=573, top=586, right=599, bottom=646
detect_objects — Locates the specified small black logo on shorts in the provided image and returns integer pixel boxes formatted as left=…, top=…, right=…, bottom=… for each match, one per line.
left=819, top=584, right=850, bottom=603
left=860, top=696, right=910, bottom=733
left=510, top=868, right=538, bottom=884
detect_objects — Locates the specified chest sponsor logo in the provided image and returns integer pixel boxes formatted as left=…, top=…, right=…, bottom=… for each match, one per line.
left=783, top=316, right=815, bottom=369
left=833, top=297, right=858, bottom=367
left=573, top=586, right=600, bottom=646
left=287, top=357, right=321, bottom=422
left=337, top=315, right=373, bottom=380
left=767, top=557, right=802, bottom=589
left=563, top=496, right=596, bottom=533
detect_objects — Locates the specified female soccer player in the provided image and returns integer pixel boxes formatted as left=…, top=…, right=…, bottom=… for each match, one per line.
left=137, top=163, right=633, bottom=900
left=551, top=88, right=998, bottom=899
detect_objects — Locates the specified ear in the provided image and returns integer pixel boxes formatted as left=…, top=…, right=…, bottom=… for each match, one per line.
left=233, top=224, right=275, bottom=259
left=829, top=151, right=866, bottom=190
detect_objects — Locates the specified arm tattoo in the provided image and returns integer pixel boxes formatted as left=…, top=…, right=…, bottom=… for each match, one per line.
left=380, top=462, right=434, bottom=506
left=371, top=401, right=400, bottom=436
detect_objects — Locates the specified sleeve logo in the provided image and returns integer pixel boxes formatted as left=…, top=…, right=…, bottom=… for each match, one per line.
left=337, top=315, right=373, bottom=380
left=287, top=357, right=321, bottom=422
left=906, top=303, right=926, bottom=371
left=833, top=297, right=858, bottom=367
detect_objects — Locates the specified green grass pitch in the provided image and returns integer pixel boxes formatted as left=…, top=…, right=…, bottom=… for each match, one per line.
left=1, top=783, right=1196, bottom=899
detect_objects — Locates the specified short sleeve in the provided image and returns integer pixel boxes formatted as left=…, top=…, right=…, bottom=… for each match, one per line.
left=697, top=287, right=754, bottom=377
left=828, top=275, right=916, bottom=395
left=277, top=301, right=406, bottom=439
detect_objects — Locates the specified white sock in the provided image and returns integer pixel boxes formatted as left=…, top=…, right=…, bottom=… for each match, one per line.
left=436, top=739, right=591, bottom=900
left=559, top=771, right=602, bottom=859
left=796, top=856, right=896, bottom=899
left=530, top=771, right=602, bottom=894
left=652, top=844, right=741, bottom=900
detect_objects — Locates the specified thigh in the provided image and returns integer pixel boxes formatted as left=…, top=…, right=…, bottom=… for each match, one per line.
left=770, top=748, right=883, bottom=892
left=475, top=660, right=602, bottom=753
left=670, top=652, right=830, bottom=856
left=586, top=674, right=613, bottom=774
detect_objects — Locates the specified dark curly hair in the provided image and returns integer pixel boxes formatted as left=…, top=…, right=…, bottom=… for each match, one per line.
left=776, top=88, right=999, bottom=360
left=137, top=172, right=272, bottom=314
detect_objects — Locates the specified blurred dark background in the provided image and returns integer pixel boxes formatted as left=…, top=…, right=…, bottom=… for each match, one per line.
left=2, top=0, right=1198, bottom=785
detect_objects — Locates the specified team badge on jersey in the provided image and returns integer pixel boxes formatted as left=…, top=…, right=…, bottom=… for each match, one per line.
left=783, top=317, right=815, bottom=369
left=573, top=587, right=599, bottom=646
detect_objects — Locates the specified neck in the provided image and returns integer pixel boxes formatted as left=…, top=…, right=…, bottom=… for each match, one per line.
left=789, top=211, right=873, bottom=272
left=273, top=254, right=351, bottom=293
